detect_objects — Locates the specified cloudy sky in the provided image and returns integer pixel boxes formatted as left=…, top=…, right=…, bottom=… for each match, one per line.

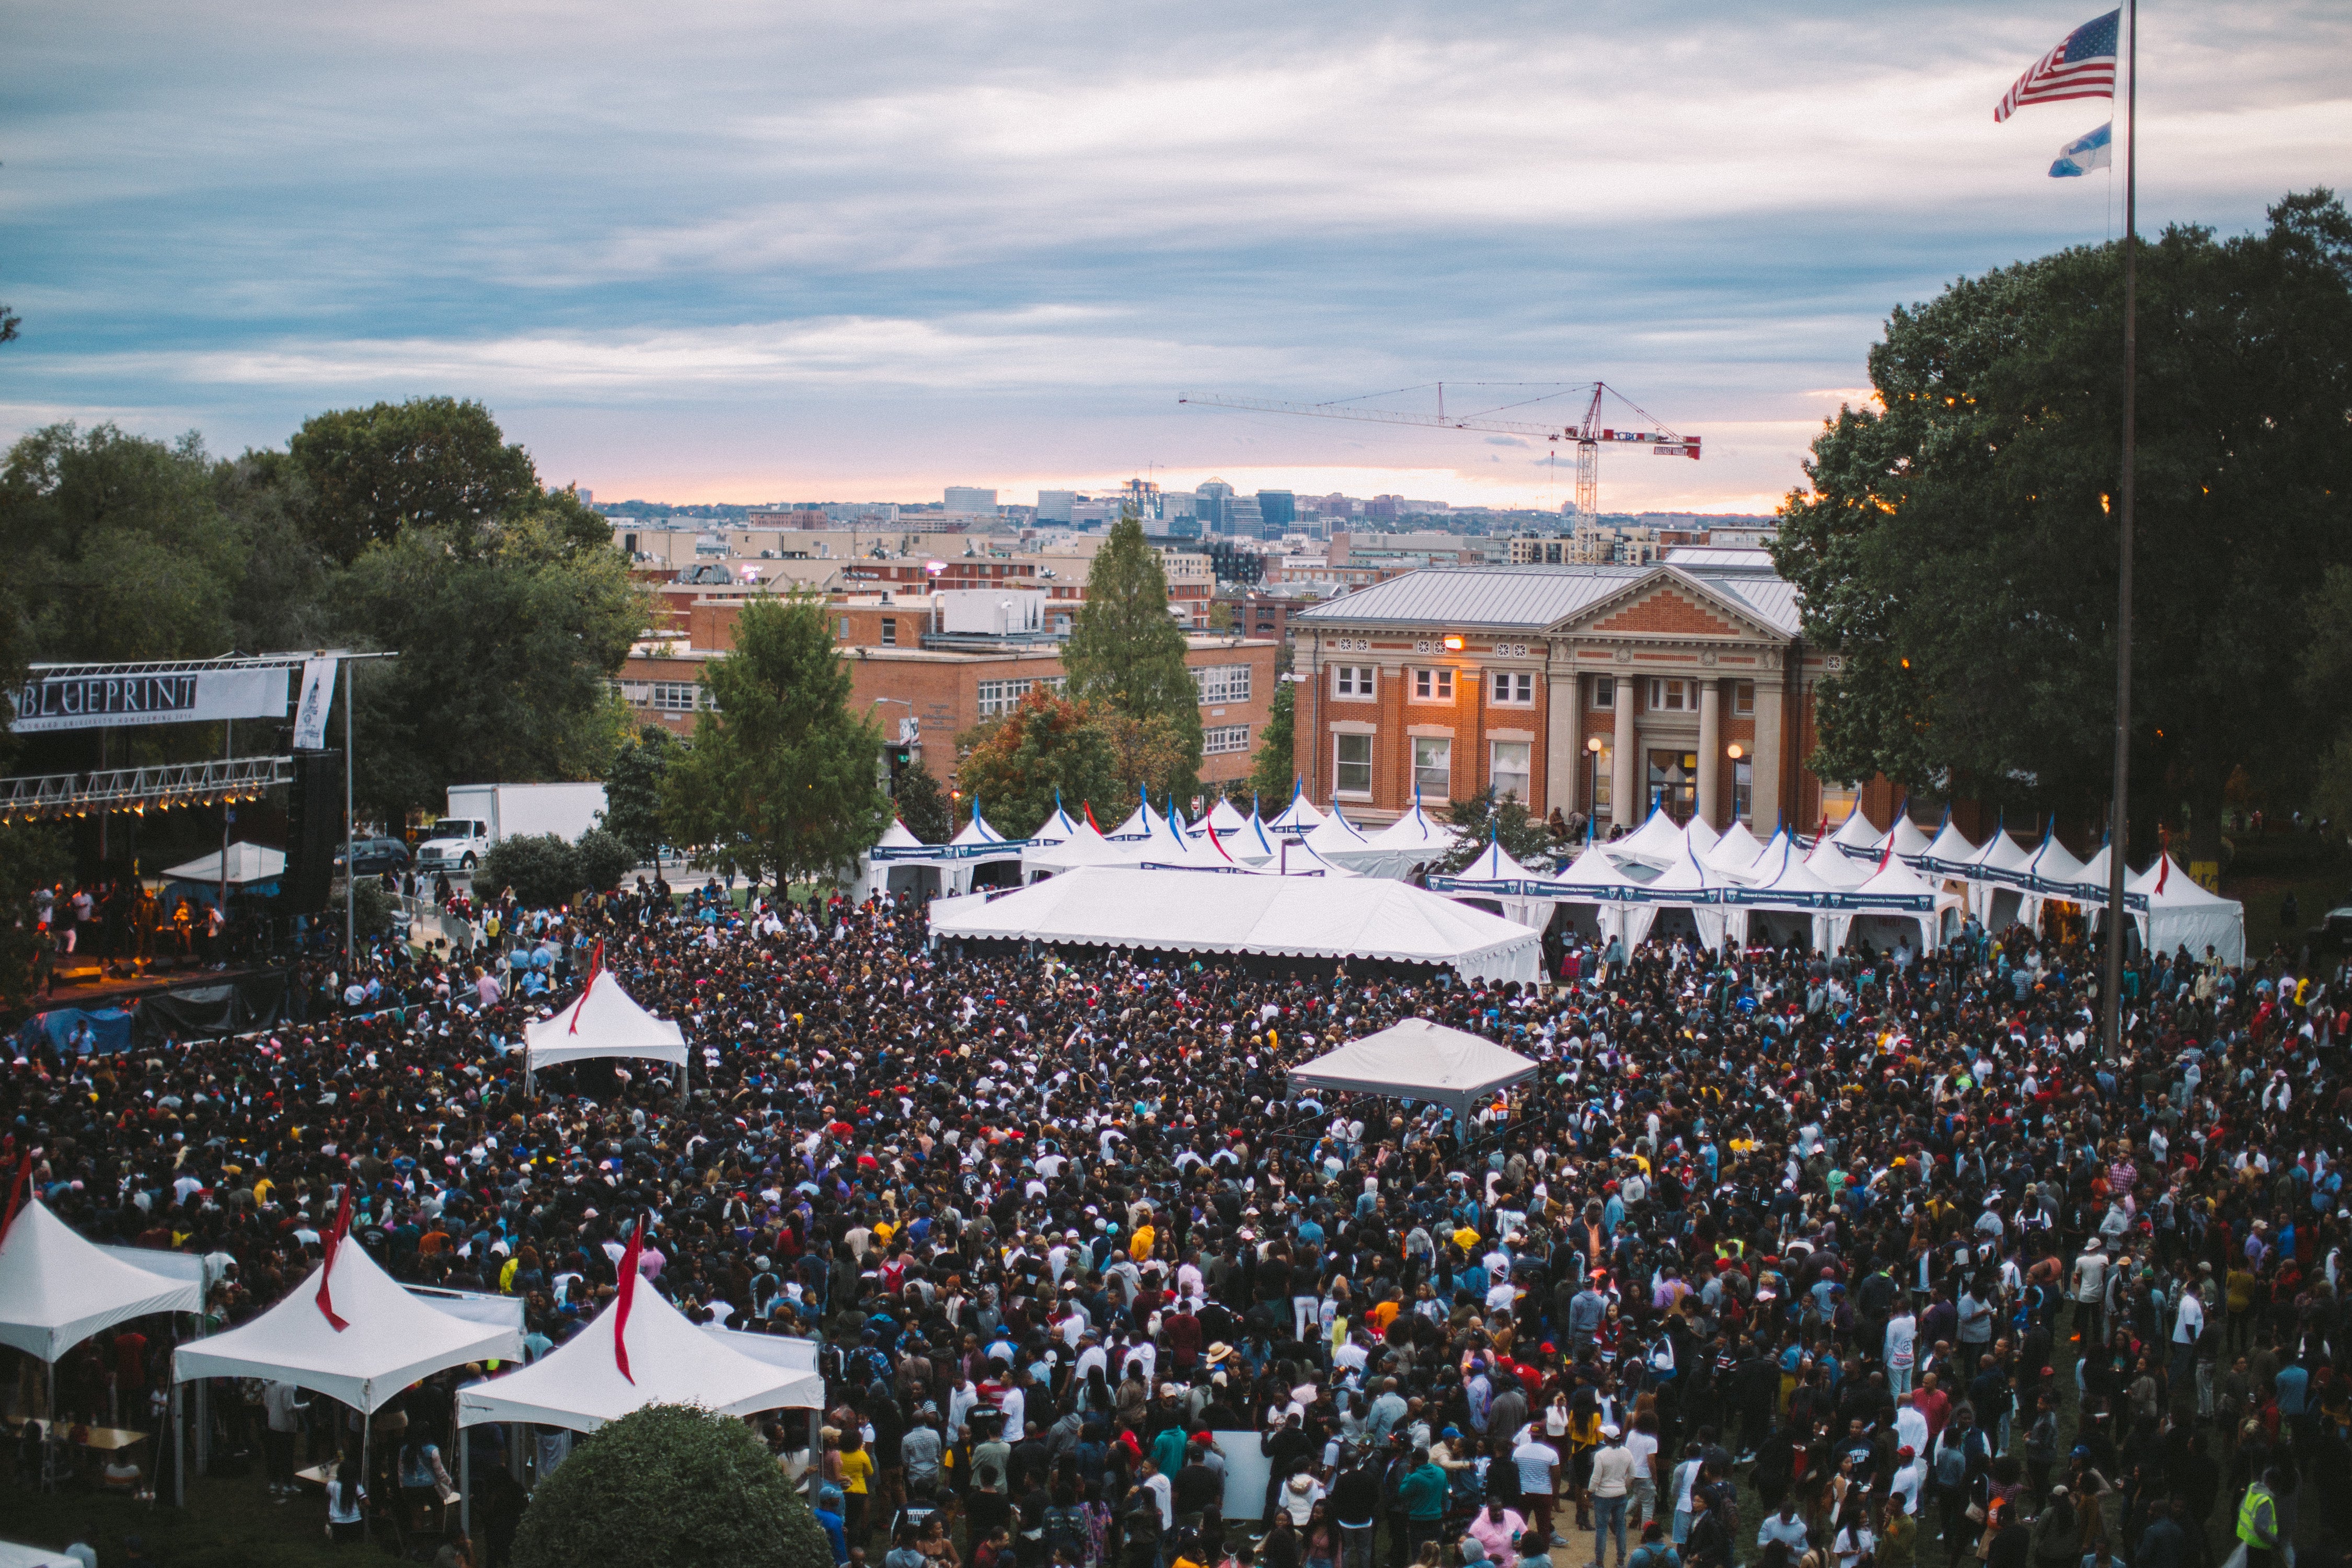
left=5, top=2, right=2346, bottom=513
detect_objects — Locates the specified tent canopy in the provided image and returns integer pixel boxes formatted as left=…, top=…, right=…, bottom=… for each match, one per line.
left=1610, top=806, right=1693, bottom=870
left=1288, top=1018, right=1538, bottom=1120
left=0, top=1200, right=203, bottom=1363
left=1264, top=782, right=1326, bottom=838
left=174, top=1237, right=520, bottom=1413
left=929, top=865, right=1541, bottom=983
left=457, top=1286, right=821, bottom=1433
left=1703, top=820, right=1766, bottom=877
left=522, top=971, right=686, bottom=1070
left=161, top=840, right=285, bottom=887
left=2132, top=854, right=2246, bottom=967
left=1826, top=804, right=1884, bottom=858
left=0, top=1542, right=82, bottom=1568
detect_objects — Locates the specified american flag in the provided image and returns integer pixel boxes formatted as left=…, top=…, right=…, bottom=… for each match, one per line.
left=1993, top=9, right=2119, bottom=123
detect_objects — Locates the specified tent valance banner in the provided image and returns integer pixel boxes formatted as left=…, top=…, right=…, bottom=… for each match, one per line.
left=0, top=1199, right=204, bottom=1363
left=1288, top=1018, right=1539, bottom=1120
left=10, top=666, right=288, bottom=734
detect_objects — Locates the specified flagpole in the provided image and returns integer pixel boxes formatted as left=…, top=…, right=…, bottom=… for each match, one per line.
left=2101, top=0, right=2138, bottom=1058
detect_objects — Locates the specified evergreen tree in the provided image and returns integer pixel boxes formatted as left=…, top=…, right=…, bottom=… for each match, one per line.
left=1434, top=786, right=1554, bottom=874
left=602, top=724, right=679, bottom=862
left=661, top=592, right=891, bottom=887
left=894, top=758, right=953, bottom=843
left=1063, top=513, right=1202, bottom=801
left=1248, top=678, right=1295, bottom=805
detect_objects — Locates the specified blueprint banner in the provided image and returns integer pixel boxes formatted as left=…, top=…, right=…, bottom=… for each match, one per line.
left=11, top=666, right=288, bottom=733
left=291, top=656, right=338, bottom=749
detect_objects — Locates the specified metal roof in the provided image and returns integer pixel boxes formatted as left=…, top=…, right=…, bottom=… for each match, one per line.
left=1295, top=563, right=1801, bottom=638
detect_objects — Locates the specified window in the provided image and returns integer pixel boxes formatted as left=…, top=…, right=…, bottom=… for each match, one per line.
left=1193, top=664, right=1252, bottom=705
left=1591, top=675, right=1615, bottom=710
left=1734, top=679, right=1756, bottom=717
left=1411, top=667, right=1455, bottom=702
left=1648, top=748, right=1699, bottom=821
left=1490, top=670, right=1534, bottom=706
left=652, top=681, right=700, bottom=712
left=1335, top=733, right=1373, bottom=795
left=837, top=617, right=851, bottom=640
left=1819, top=779, right=1861, bottom=823
left=1413, top=736, right=1451, bottom=797
left=1491, top=741, right=1531, bottom=802
left=880, top=618, right=897, bottom=647
left=1333, top=665, right=1376, bottom=700
left=976, top=678, right=1035, bottom=718
left=1204, top=724, right=1251, bottom=756
left=1733, top=758, right=1755, bottom=823
left=1647, top=677, right=1689, bottom=711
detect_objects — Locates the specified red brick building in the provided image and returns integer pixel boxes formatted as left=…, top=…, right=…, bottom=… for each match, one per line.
left=1293, top=553, right=1889, bottom=831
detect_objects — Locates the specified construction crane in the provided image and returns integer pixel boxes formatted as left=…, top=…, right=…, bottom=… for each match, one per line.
left=1177, top=382, right=1699, bottom=522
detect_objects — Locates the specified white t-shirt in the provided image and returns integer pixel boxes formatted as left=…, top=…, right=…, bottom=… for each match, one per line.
left=1884, top=1314, right=1917, bottom=1370
left=1624, top=1428, right=1658, bottom=1480
left=1513, top=1438, right=1560, bottom=1495
left=2173, top=1292, right=2205, bottom=1344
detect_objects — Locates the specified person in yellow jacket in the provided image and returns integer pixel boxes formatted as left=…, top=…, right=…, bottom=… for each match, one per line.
left=2236, top=1466, right=2282, bottom=1568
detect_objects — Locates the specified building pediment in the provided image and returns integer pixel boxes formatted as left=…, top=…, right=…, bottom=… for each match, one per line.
left=1551, top=566, right=1788, bottom=645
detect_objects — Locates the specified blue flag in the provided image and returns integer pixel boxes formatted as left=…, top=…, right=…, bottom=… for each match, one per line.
left=2049, top=121, right=2113, bottom=178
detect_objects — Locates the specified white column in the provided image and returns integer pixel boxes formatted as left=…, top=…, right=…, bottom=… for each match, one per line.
left=1697, top=679, right=1722, bottom=827
left=1753, top=670, right=1785, bottom=831
left=1546, top=673, right=1580, bottom=818
left=1611, top=677, right=1638, bottom=826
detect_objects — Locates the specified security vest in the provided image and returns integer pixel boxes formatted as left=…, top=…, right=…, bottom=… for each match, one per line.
left=2236, top=1484, right=2275, bottom=1548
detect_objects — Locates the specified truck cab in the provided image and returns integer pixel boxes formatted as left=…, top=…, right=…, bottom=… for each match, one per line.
left=416, top=817, right=491, bottom=872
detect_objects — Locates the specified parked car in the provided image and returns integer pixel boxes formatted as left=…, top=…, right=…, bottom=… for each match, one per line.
left=332, top=836, right=411, bottom=877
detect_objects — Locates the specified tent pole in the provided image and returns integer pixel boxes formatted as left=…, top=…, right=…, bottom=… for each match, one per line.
left=195, top=1375, right=209, bottom=1476
left=361, top=1408, right=372, bottom=1540
left=460, top=1419, right=471, bottom=1543
left=172, top=1380, right=185, bottom=1508
left=45, top=1360, right=55, bottom=1493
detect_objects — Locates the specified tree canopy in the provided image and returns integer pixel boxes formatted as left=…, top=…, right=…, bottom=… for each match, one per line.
left=1772, top=190, right=2352, bottom=854
left=955, top=687, right=1120, bottom=839
left=287, top=395, right=540, bottom=564
left=1248, top=677, right=1295, bottom=806
left=513, top=1403, right=834, bottom=1568
left=660, top=592, right=890, bottom=885
left=1062, top=514, right=1201, bottom=802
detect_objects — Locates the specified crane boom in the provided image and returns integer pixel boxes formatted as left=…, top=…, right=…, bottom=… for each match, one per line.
left=1178, top=382, right=1698, bottom=522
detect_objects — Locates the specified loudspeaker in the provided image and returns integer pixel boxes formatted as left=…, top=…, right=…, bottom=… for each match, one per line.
left=284, top=750, right=342, bottom=914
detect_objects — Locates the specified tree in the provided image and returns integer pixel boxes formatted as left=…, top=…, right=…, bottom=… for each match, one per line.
left=513, top=1403, right=834, bottom=1568
left=955, top=687, right=1120, bottom=838
left=335, top=508, right=645, bottom=825
left=660, top=592, right=890, bottom=886
left=574, top=826, right=639, bottom=893
left=1434, top=786, right=1554, bottom=874
left=1063, top=513, right=1202, bottom=801
left=1248, top=677, right=1296, bottom=805
left=1772, top=191, right=2352, bottom=858
left=602, top=725, right=680, bottom=862
left=478, top=834, right=582, bottom=908
left=287, top=396, right=540, bottom=564
left=894, top=757, right=953, bottom=843
left=1096, top=710, right=1192, bottom=805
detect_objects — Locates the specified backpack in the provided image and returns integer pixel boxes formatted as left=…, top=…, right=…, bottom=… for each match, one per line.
left=1043, top=1504, right=1087, bottom=1559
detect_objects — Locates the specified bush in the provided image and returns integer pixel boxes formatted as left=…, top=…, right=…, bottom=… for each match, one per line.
left=477, top=833, right=581, bottom=910
left=574, top=826, right=639, bottom=893
left=350, top=878, right=397, bottom=937
left=513, top=1404, right=832, bottom=1568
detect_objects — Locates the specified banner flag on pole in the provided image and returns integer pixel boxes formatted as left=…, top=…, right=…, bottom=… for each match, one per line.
left=2050, top=121, right=2113, bottom=177
left=292, top=656, right=339, bottom=751
left=1994, top=9, right=2119, bottom=122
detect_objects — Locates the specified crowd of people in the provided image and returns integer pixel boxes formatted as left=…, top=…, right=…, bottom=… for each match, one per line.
left=4, top=869, right=2348, bottom=1568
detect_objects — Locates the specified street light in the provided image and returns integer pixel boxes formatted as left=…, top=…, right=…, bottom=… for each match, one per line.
left=1586, top=735, right=1604, bottom=834
left=1726, top=743, right=1744, bottom=760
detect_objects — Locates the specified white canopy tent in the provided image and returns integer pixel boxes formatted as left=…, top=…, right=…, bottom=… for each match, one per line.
left=0, top=1198, right=203, bottom=1364
left=858, top=818, right=949, bottom=900
left=1702, top=820, right=1766, bottom=878
left=522, top=971, right=688, bottom=1093
left=1301, top=807, right=1371, bottom=859
left=1875, top=813, right=1934, bottom=863
left=1618, top=847, right=1728, bottom=951
left=0, top=1543, right=80, bottom=1568
left=1804, top=831, right=1875, bottom=890
left=1288, top=1018, right=1538, bottom=1121
left=1913, top=818, right=1981, bottom=877
left=1425, top=838, right=1550, bottom=928
left=457, top=1286, right=821, bottom=1433
left=1609, top=806, right=1695, bottom=872
left=1525, top=840, right=1650, bottom=946
left=174, top=1238, right=521, bottom=1414
left=161, top=840, right=286, bottom=887
left=1826, top=855, right=1955, bottom=955
left=1216, top=812, right=1281, bottom=867
left=1028, top=802, right=1082, bottom=847
left=2130, top=854, right=2246, bottom=967
left=1957, top=825, right=2037, bottom=925
left=1825, top=804, right=1885, bottom=860
left=1021, top=818, right=1128, bottom=878
left=1316, top=800, right=1458, bottom=880
left=1264, top=784, right=1327, bottom=841
left=1719, top=831, right=1849, bottom=952
left=1261, top=836, right=1361, bottom=878
left=928, top=864, right=1542, bottom=983
left=1101, top=795, right=1165, bottom=842
left=1194, top=798, right=1251, bottom=838
left=2013, top=830, right=2090, bottom=931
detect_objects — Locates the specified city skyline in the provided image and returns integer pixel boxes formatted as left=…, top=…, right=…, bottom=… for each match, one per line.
left=5, top=1, right=2345, bottom=513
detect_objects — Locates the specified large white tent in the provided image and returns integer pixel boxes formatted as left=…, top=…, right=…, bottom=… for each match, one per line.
left=457, top=1285, right=821, bottom=1433
left=522, top=970, right=687, bottom=1080
left=1824, top=804, right=1885, bottom=860
left=1287, top=1018, right=1538, bottom=1120
left=928, top=864, right=1542, bottom=982
left=1804, top=831, right=1875, bottom=890
left=174, top=1237, right=521, bottom=1413
left=0, top=1199, right=203, bottom=1363
left=859, top=818, right=949, bottom=900
left=1876, top=813, right=1934, bottom=863
left=1913, top=818, right=1981, bottom=877
left=1028, top=802, right=1082, bottom=846
left=1021, top=818, right=1127, bottom=878
left=1527, top=840, right=1650, bottom=945
left=2130, top=854, right=2246, bottom=967
left=1830, top=855, right=1954, bottom=954
left=1720, top=830, right=1849, bottom=951
left=1957, top=825, right=2037, bottom=924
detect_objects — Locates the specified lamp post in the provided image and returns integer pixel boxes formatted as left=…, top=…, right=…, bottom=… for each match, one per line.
left=1586, top=735, right=1604, bottom=835
left=1726, top=742, right=1745, bottom=828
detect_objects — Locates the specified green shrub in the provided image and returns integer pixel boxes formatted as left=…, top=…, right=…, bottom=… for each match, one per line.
left=478, top=832, right=581, bottom=909
left=512, top=1403, right=832, bottom=1568
left=573, top=826, right=639, bottom=893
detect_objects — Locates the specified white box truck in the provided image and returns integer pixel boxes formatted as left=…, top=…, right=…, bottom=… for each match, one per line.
left=414, top=782, right=610, bottom=873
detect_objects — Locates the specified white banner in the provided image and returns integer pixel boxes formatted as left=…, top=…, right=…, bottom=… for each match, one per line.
left=291, top=657, right=339, bottom=750
left=9, top=667, right=289, bottom=734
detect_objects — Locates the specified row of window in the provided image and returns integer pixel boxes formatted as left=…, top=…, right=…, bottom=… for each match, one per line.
left=1329, top=667, right=1758, bottom=716
left=1203, top=724, right=1252, bottom=756
left=975, top=675, right=1067, bottom=718
left=1332, top=734, right=1531, bottom=802
left=616, top=679, right=716, bottom=713
left=1591, top=676, right=1756, bottom=716
left=1192, top=664, right=1252, bottom=705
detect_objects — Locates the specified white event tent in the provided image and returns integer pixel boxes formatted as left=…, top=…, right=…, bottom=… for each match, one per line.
left=1288, top=1018, right=1539, bottom=1120
left=1022, top=817, right=1127, bottom=878
left=1610, top=806, right=1697, bottom=872
left=457, top=1286, right=821, bottom=1434
left=522, top=970, right=687, bottom=1093
left=1720, top=830, right=1850, bottom=951
left=1526, top=840, right=1650, bottom=945
left=1264, top=784, right=1327, bottom=841
left=2130, top=854, right=2246, bottom=966
left=1702, top=820, right=1766, bottom=878
left=1824, top=804, right=1885, bottom=860
left=0, top=1543, right=80, bottom=1568
left=175, top=1239, right=521, bottom=1415
left=0, top=1199, right=204, bottom=1365
left=1619, top=847, right=1730, bottom=950
left=1425, top=838, right=1550, bottom=927
left=928, top=864, right=1541, bottom=983
left=1319, top=800, right=1458, bottom=880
